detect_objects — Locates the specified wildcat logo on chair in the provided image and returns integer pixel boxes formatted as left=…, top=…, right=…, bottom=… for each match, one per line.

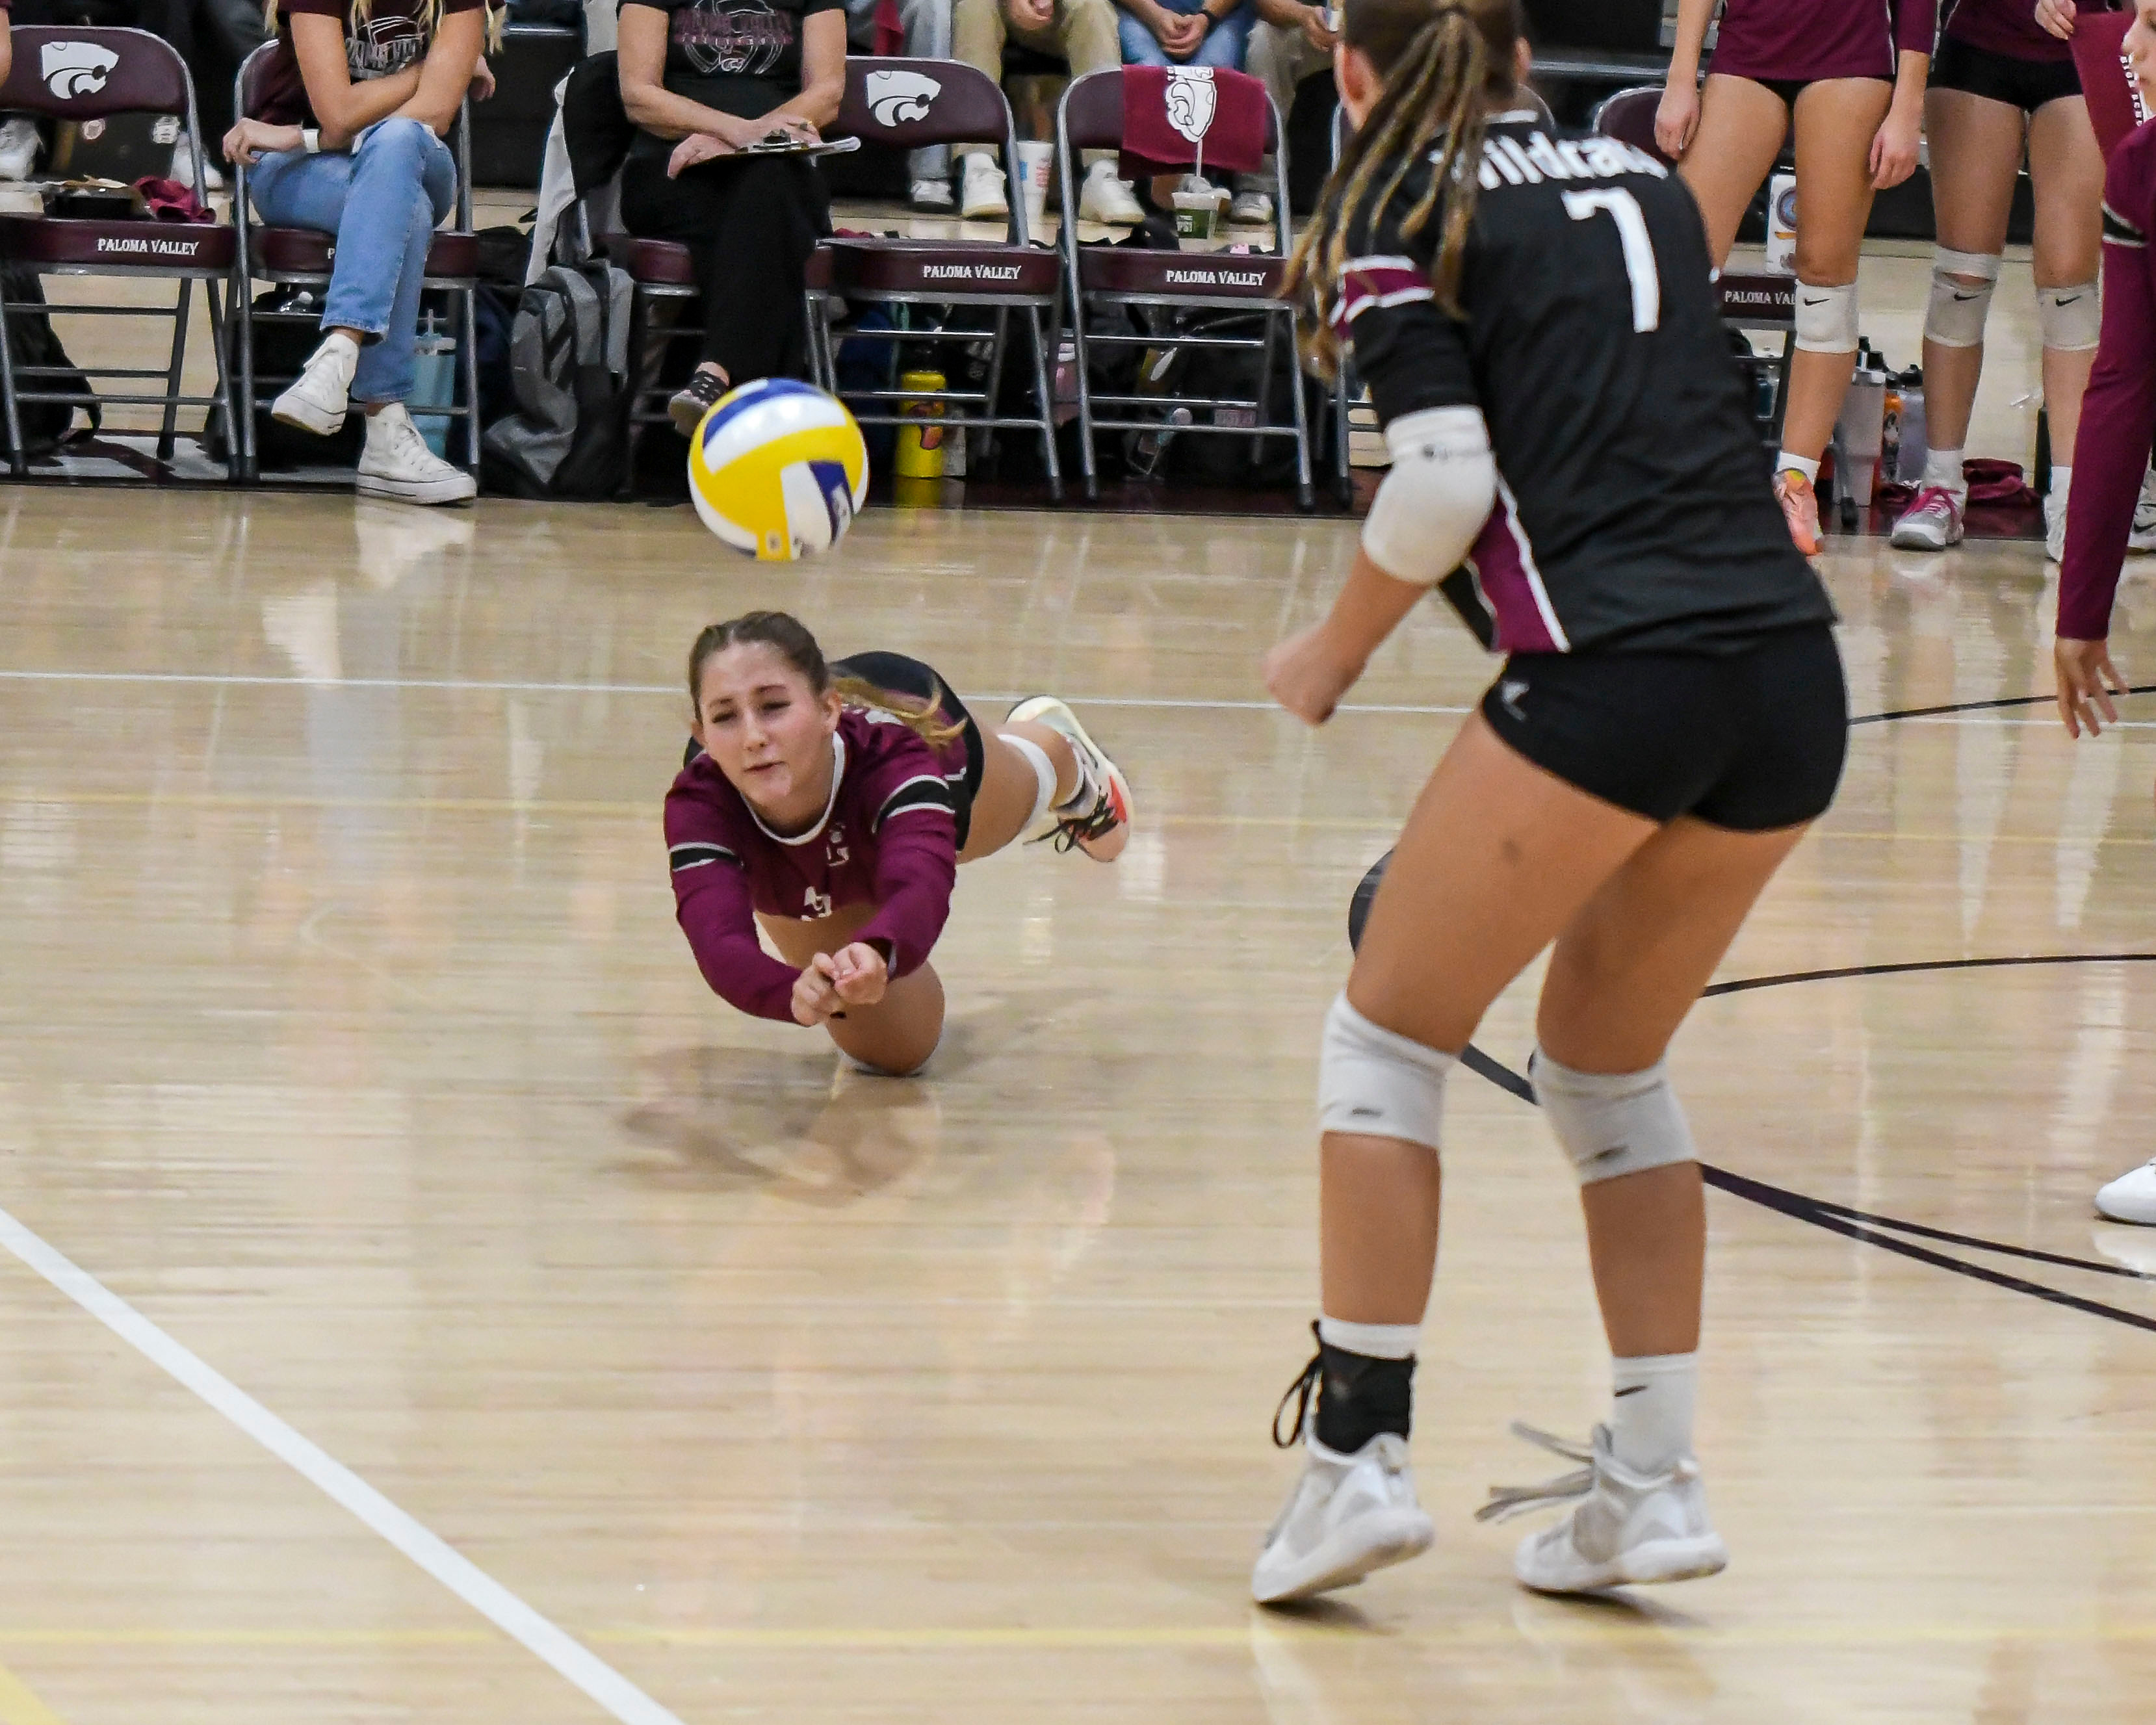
left=866, top=68, right=941, bottom=127
left=41, top=40, right=120, bottom=101
left=1164, top=66, right=1217, bottom=144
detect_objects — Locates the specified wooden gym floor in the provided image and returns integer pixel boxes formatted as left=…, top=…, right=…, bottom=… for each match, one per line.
left=0, top=487, right=2149, bottom=1724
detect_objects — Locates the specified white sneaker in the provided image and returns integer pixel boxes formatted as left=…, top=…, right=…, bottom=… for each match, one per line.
left=960, top=153, right=1009, bottom=220
left=1253, top=1431, right=1435, bottom=1605
left=2046, top=489, right=2068, bottom=562
left=357, top=402, right=476, bottom=506
left=1889, top=484, right=1966, bottom=551
left=1481, top=1423, right=1728, bottom=1595
left=1079, top=161, right=1143, bottom=226
left=1005, top=695, right=1132, bottom=862
left=909, top=177, right=955, bottom=214
left=2131, top=469, right=2156, bottom=553
left=2096, top=1159, right=2156, bottom=1224
left=0, top=117, right=40, bottom=182
left=272, top=333, right=358, bottom=436
left=1229, top=187, right=1274, bottom=226
left=168, top=135, right=224, bottom=193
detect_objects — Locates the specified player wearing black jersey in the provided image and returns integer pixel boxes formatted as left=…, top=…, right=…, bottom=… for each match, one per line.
left=1249, top=0, right=1847, bottom=1606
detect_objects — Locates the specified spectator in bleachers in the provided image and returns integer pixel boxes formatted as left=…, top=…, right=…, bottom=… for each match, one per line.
left=1226, top=0, right=1332, bottom=226
left=844, top=0, right=957, bottom=210
left=951, top=0, right=1143, bottom=222
left=617, top=0, right=845, bottom=432
left=1115, top=0, right=1250, bottom=73
left=222, top=0, right=497, bottom=506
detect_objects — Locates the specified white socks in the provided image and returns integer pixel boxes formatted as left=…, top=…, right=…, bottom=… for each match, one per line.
left=1776, top=451, right=1819, bottom=484
left=1318, top=1315, right=1419, bottom=1359
left=1925, top=446, right=1967, bottom=500
left=2051, top=463, right=2072, bottom=498
left=1609, top=1352, right=1697, bottom=1476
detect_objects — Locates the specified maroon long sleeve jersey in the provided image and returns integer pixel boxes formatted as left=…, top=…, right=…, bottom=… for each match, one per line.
left=2060, top=118, right=2156, bottom=642
left=1711, top=0, right=1938, bottom=84
left=664, top=708, right=967, bottom=1022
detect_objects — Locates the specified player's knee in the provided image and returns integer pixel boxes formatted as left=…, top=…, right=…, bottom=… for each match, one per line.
left=1529, top=1047, right=1697, bottom=1186
left=1318, top=993, right=1451, bottom=1150
left=2037, top=279, right=2101, bottom=352
left=1924, top=248, right=2001, bottom=348
left=1791, top=278, right=1859, bottom=354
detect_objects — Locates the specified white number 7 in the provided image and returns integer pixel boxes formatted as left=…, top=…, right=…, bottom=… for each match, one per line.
left=1562, top=188, right=1661, bottom=333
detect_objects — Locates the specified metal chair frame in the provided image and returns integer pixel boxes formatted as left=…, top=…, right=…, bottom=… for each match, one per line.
left=0, top=26, right=239, bottom=478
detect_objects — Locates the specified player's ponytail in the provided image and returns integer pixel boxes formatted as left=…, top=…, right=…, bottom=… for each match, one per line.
left=687, top=612, right=965, bottom=749
left=1281, top=0, right=1523, bottom=378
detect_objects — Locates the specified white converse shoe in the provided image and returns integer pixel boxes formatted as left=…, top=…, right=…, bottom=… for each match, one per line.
left=356, top=402, right=476, bottom=506
left=1228, top=187, right=1274, bottom=226
left=2046, top=489, right=2068, bottom=563
left=1889, top=484, right=1966, bottom=551
left=1253, top=1431, right=1435, bottom=1605
left=1005, top=695, right=1132, bottom=862
left=1079, top=161, right=1143, bottom=226
left=2132, top=469, right=2156, bottom=553
left=0, top=117, right=41, bottom=182
left=1481, top=1423, right=1728, bottom=1595
left=272, top=333, right=358, bottom=436
left=2096, top=1159, right=2156, bottom=1225
left=960, top=152, right=1009, bottom=220
left=909, top=177, right=955, bottom=214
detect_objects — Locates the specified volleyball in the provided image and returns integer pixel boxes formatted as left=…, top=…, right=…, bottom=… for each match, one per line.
left=688, top=379, right=869, bottom=561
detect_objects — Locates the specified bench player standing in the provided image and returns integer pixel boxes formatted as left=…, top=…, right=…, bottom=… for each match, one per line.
left=2052, top=0, right=2156, bottom=1225
left=1250, top=0, right=1847, bottom=1603
left=1657, top=0, right=1933, bottom=552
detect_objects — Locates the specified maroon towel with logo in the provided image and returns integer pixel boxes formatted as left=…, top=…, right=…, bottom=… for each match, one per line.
left=2072, top=9, right=2148, bottom=160
left=1117, top=66, right=1268, bottom=181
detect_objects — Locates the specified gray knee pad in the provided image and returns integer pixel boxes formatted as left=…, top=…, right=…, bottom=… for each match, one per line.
left=1793, top=278, right=1859, bottom=353
left=1528, top=1048, right=1697, bottom=1186
left=1925, top=248, right=2001, bottom=348
left=1318, top=994, right=1451, bottom=1148
left=2038, top=279, right=2101, bottom=352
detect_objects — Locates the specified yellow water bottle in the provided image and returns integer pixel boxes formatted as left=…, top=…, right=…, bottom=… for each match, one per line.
left=895, top=370, right=947, bottom=478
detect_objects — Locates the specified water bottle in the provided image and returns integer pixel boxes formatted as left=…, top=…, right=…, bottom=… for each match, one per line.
left=1897, top=367, right=1927, bottom=484
left=411, top=309, right=456, bottom=458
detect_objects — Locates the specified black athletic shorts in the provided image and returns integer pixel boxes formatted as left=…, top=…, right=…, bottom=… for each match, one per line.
left=1930, top=35, right=2081, bottom=114
left=829, top=650, right=988, bottom=848
left=1477, top=623, right=1847, bottom=831
left=1741, top=73, right=1893, bottom=110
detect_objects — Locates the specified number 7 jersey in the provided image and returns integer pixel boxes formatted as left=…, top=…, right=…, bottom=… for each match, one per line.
left=1337, top=114, right=1835, bottom=656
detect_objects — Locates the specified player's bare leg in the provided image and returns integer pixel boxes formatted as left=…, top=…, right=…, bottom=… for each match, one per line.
left=761, top=905, right=947, bottom=1076
left=2029, top=90, right=2105, bottom=556
left=1676, top=75, right=1793, bottom=266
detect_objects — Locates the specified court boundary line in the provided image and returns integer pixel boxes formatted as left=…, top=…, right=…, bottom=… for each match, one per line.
left=0, top=1203, right=685, bottom=1725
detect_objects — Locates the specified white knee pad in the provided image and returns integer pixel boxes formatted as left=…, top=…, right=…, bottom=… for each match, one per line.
left=1318, top=994, right=1452, bottom=1149
left=1002, top=732, right=1058, bottom=830
left=1528, top=1048, right=1697, bottom=1186
left=1793, top=278, right=1860, bottom=353
left=2038, top=280, right=2101, bottom=352
left=1925, top=248, right=2001, bottom=348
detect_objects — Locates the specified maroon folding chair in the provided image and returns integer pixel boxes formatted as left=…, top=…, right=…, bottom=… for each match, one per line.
left=0, top=26, right=238, bottom=476
left=807, top=58, right=1063, bottom=496
left=1056, top=68, right=1312, bottom=508
left=228, top=42, right=482, bottom=482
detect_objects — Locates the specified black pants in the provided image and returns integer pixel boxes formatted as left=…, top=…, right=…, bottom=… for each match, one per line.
left=619, top=148, right=831, bottom=385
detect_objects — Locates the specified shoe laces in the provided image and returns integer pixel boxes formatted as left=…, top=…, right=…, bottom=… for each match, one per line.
left=1026, top=765, right=1123, bottom=854
left=1910, top=485, right=1959, bottom=517
left=1269, top=1321, right=1324, bottom=1449
left=377, top=408, right=430, bottom=461
left=1473, top=1422, right=1596, bottom=1524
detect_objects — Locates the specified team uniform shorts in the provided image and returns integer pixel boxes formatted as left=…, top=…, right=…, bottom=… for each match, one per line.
left=1930, top=35, right=2082, bottom=114
left=830, top=651, right=988, bottom=849
left=1477, top=623, right=1847, bottom=831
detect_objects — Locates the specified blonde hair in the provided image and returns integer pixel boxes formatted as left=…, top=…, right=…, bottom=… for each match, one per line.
left=266, top=0, right=506, bottom=58
left=687, top=612, right=968, bottom=749
left=1280, top=0, right=1523, bottom=379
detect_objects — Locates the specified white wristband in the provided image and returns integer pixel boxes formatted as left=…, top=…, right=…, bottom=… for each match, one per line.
left=300, top=127, right=321, bottom=154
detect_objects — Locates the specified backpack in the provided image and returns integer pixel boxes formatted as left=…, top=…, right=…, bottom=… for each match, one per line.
left=480, top=260, right=633, bottom=500
left=1, top=266, right=100, bottom=456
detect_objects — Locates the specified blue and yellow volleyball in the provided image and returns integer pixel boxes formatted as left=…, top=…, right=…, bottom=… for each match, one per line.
left=688, top=379, right=869, bottom=561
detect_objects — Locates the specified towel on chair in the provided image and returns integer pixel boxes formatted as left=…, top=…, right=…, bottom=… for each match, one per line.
left=1117, top=66, right=1269, bottom=183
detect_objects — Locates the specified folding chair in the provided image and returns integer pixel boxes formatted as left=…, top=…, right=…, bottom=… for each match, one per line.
left=1056, top=68, right=1312, bottom=508
left=227, top=42, right=482, bottom=482
left=806, top=58, right=1064, bottom=497
left=0, top=26, right=239, bottom=477
left=1590, top=86, right=1795, bottom=451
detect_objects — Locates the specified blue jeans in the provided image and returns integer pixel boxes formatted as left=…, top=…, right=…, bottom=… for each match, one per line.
left=248, top=117, right=458, bottom=406
left=1117, top=0, right=1252, bottom=68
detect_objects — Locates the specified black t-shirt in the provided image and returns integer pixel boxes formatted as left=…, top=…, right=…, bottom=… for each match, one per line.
left=1338, top=116, right=1836, bottom=656
left=255, top=0, right=486, bottom=128
left=620, top=0, right=842, bottom=125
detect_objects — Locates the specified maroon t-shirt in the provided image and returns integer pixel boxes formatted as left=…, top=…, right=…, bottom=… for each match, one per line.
left=1944, top=0, right=2094, bottom=64
left=1711, top=0, right=1938, bottom=84
left=665, top=707, right=967, bottom=1023
left=252, top=0, right=486, bottom=127
left=2059, top=116, right=2156, bottom=640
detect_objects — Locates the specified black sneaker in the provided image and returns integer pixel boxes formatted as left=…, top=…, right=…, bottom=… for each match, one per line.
left=669, top=368, right=729, bottom=437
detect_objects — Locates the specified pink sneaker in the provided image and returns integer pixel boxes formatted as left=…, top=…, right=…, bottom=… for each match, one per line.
left=1773, top=469, right=1823, bottom=555
left=1890, top=485, right=1966, bottom=551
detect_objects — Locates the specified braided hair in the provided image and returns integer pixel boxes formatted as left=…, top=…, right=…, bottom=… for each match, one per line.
left=1280, top=0, right=1524, bottom=378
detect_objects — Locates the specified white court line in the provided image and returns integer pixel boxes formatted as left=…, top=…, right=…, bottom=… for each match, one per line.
left=0, top=1203, right=684, bottom=1725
